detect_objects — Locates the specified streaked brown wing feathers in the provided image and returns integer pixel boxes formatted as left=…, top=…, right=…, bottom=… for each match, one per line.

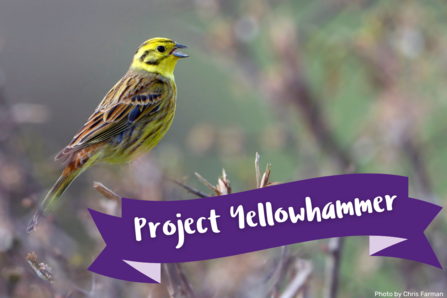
left=55, top=72, right=168, bottom=161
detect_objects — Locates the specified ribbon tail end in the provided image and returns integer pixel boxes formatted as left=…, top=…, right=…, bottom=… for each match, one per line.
left=123, top=260, right=161, bottom=283
left=369, top=236, right=407, bottom=255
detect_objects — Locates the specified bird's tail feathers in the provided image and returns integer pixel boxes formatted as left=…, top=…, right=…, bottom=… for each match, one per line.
left=26, top=170, right=81, bottom=233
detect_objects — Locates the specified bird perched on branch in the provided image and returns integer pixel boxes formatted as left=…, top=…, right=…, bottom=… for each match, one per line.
left=27, top=37, right=188, bottom=233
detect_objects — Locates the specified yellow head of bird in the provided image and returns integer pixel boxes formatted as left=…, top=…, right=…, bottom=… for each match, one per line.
left=130, top=37, right=188, bottom=79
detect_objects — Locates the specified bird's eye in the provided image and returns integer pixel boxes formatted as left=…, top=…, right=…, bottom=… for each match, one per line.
left=157, top=46, right=165, bottom=53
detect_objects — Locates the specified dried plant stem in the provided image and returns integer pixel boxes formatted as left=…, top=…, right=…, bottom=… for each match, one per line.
left=194, top=172, right=218, bottom=193
left=93, top=181, right=121, bottom=203
left=323, top=237, right=344, bottom=298
left=279, top=259, right=313, bottom=298
left=175, top=263, right=197, bottom=298
left=217, top=169, right=231, bottom=195
left=163, top=263, right=197, bottom=298
left=260, top=164, right=271, bottom=188
left=169, top=178, right=209, bottom=198
left=271, top=246, right=288, bottom=298
left=164, top=263, right=177, bottom=298
left=255, top=152, right=261, bottom=188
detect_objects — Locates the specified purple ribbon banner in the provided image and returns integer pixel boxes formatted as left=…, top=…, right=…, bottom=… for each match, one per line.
left=88, top=174, right=443, bottom=283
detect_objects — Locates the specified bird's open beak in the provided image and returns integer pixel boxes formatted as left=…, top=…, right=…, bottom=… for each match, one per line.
left=171, top=42, right=189, bottom=58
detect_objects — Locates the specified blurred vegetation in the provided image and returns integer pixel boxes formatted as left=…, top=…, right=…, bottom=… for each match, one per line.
left=0, top=0, right=446, bottom=297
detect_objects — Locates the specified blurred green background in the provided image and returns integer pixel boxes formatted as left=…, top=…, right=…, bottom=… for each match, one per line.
left=0, top=0, right=446, bottom=297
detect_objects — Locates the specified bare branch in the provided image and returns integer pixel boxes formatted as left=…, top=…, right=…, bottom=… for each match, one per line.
left=175, top=263, right=197, bottom=298
left=323, top=237, right=344, bottom=298
left=279, top=259, right=313, bottom=298
left=163, top=263, right=197, bottom=298
left=195, top=172, right=220, bottom=195
left=255, top=152, right=261, bottom=188
left=271, top=246, right=288, bottom=298
left=169, top=178, right=209, bottom=198
left=93, top=181, right=121, bottom=203
left=163, top=263, right=177, bottom=298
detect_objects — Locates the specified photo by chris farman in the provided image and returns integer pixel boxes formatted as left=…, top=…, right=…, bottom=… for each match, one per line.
left=0, top=1, right=445, bottom=298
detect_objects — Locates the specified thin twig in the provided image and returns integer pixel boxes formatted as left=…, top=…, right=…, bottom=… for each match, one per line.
left=271, top=246, right=288, bottom=298
left=195, top=172, right=220, bottom=194
left=401, top=138, right=434, bottom=202
left=147, top=287, right=155, bottom=298
left=163, top=263, right=197, bottom=298
left=90, top=261, right=96, bottom=295
left=69, top=283, right=93, bottom=297
left=217, top=169, right=231, bottom=195
left=175, top=263, right=197, bottom=298
left=93, top=181, right=121, bottom=203
left=279, top=259, right=313, bottom=298
left=169, top=179, right=209, bottom=198
left=323, top=237, right=344, bottom=298
left=260, top=164, right=271, bottom=188
left=163, top=263, right=176, bottom=298
left=255, top=152, right=261, bottom=188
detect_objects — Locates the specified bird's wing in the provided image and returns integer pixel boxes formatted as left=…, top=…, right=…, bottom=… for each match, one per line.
left=55, top=72, right=169, bottom=160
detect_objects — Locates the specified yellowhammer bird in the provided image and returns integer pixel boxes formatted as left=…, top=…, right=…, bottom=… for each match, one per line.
left=27, top=37, right=188, bottom=233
